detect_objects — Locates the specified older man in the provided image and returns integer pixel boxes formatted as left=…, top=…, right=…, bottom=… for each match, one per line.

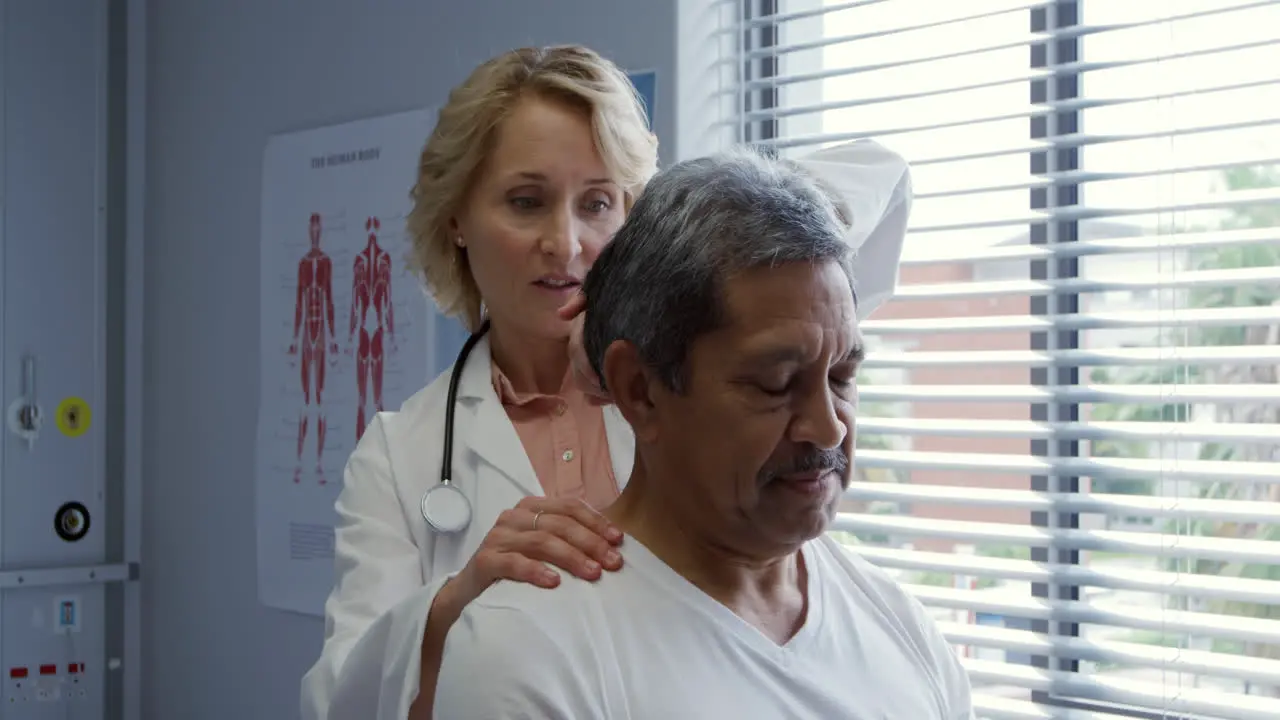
left=433, top=146, right=974, bottom=719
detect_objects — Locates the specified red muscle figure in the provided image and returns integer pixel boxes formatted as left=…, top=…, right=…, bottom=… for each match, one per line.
left=288, top=213, right=339, bottom=484
left=349, top=216, right=397, bottom=441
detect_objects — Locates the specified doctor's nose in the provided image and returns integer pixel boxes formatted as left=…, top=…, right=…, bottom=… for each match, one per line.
left=537, top=207, right=583, bottom=262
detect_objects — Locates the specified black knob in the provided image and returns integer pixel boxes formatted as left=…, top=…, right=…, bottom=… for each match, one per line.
left=54, top=502, right=90, bottom=542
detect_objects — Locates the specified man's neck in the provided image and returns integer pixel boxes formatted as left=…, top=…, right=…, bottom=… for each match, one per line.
left=604, top=463, right=809, bottom=644
left=487, top=322, right=569, bottom=396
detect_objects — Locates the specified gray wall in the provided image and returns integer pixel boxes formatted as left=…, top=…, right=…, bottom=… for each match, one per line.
left=142, top=2, right=678, bottom=717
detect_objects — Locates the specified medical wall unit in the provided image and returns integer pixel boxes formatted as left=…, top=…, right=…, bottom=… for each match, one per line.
left=1, top=1, right=138, bottom=717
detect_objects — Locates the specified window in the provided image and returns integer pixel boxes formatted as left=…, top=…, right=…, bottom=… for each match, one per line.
left=740, top=1, right=1280, bottom=718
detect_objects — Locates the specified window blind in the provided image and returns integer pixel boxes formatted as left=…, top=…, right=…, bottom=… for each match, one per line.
left=739, top=1, right=1280, bottom=718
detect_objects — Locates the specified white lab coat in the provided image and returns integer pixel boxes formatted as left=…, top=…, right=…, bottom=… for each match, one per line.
left=299, top=334, right=636, bottom=720
left=298, top=138, right=912, bottom=720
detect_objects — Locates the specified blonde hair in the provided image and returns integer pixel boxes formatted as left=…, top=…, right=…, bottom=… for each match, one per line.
left=407, top=45, right=660, bottom=331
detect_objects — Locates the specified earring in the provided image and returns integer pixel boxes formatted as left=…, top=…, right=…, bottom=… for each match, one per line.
left=455, top=235, right=465, bottom=248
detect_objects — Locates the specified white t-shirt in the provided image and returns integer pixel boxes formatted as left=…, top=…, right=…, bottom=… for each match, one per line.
left=434, top=534, right=975, bottom=719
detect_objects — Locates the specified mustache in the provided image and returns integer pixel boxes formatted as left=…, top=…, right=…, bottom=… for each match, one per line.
left=758, top=447, right=849, bottom=483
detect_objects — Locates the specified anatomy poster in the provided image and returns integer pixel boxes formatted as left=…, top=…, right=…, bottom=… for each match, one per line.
left=256, top=107, right=467, bottom=616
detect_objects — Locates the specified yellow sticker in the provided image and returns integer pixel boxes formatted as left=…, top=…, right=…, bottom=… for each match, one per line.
left=55, top=397, right=91, bottom=438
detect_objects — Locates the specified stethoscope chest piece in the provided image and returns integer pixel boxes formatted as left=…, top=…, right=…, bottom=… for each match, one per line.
left=421, top=482, right=471, bottom=534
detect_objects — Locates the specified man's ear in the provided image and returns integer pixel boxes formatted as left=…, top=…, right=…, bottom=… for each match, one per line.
left=600, top=340, right=662, bottom=443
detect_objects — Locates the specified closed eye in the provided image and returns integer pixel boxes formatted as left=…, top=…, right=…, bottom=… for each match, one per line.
left=829, top=359, right=859, bottom=390
left=756, top=382, right=790, bottom=397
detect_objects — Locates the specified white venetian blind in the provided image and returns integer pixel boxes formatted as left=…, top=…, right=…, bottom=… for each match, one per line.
left=739, top=1, right=1280, bottom=719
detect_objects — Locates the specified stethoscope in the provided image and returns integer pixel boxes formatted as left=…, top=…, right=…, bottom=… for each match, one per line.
left=419, top=317, right=491, bottom=534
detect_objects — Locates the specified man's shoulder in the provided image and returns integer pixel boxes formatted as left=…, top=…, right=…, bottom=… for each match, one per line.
left=435, top=572, right=614, bottom=717
left=466, top=568, right=609, bottom=634
left=450, top=579, right=574, bottom=653
left=448, top=568, right=627, bottom=673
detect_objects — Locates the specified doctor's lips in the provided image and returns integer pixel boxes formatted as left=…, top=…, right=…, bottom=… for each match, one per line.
left=533, top=273, right=582, bottom=295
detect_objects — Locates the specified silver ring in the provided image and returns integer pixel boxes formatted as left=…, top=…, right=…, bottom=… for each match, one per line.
left=531, top=510, right=545, bottom=532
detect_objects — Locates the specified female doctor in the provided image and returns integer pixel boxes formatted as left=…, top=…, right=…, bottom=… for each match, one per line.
left=300, top=44, right=660, bottom=720
left=299, top=43, right=914, bottom=720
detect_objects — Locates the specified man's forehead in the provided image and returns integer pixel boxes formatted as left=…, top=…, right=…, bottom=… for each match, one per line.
left=715, top=262, right=860, bottom=354
left=722, top=261, right=854, bottom=316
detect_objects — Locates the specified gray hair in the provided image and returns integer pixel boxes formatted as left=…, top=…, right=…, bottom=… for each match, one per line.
left=581, top=146, right=855, bottom=393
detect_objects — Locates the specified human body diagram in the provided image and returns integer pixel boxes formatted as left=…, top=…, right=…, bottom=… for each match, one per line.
left=288, top=213, right=340, bottom=484
left=349, top=216, right=397, bottom=442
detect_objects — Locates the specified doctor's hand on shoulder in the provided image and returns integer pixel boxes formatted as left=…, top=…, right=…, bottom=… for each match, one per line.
left=445, top=493, right=626, bottom=608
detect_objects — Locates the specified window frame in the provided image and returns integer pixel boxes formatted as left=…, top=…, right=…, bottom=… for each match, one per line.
left=1027, top=0, right=1086, bottom=712
left=740, top=0, right=780, bottom=145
